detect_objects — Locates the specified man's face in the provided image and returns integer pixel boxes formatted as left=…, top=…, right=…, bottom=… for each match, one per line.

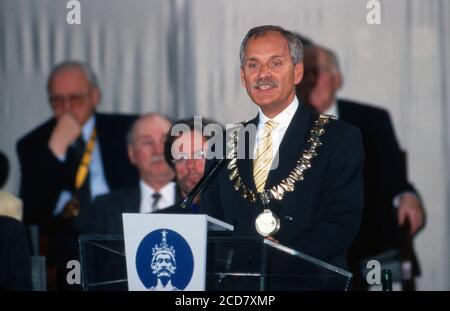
left=297, top=47, right=341, bottom=113
left=154, top=253, right=175, bottom=277
left=240, top=31, right=303, bottom=116
left=128, top=116, right=174, bottom=181
left=48, top=68, right=99, bottom=125
left=172, top=130, right=207, bottom=197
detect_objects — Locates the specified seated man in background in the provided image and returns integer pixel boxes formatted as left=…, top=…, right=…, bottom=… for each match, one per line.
left=16, top=61, right=138, bottom=289
left=86, top=116, right=218, bottom=234
left=161, top=117, right=219, bottom=214
left=296, top=44, right=424, bottom=289
left=84, top=113, right=179, bottom=235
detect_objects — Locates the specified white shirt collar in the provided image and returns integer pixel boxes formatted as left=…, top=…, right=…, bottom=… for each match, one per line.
left=324, top=100, right=339, bottom=119
left=139, top=180, right=176, bottom=212
left=81, top=115, right=96, bottom=142
left=258, top=96, right=299, bottom=129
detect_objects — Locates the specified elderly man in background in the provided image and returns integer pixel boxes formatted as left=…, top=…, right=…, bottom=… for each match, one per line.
left=84, top=113, right=179, bottom=235
left=296, top=44, right=424, bottom=289
left=17, top=61, right=138, bottom=289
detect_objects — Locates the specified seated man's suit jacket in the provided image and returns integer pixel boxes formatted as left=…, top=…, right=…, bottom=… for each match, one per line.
left=200, top=103, right=364, bottom=271
left=17, top=112, right=139, bottom=232
left=338, top=99, right=420, bottom=272
left=85, top=184, right=183, bottom=235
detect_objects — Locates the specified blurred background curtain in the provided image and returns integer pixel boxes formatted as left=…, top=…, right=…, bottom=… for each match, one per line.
left=1, top=0, right=449, bottom=290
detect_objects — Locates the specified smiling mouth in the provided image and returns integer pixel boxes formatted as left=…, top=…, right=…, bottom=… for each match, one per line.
left=253, top=78, right=278, bottom=91
left=256, top=85, right=277, bottom=91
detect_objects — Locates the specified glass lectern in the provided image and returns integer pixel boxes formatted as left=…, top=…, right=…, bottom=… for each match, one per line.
left=79, top=233, right=352, bottom=291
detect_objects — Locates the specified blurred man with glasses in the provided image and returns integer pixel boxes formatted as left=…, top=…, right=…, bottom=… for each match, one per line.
left=16, top=61, right=138, bottom=289
left=161, top=117, right=220, bottom=214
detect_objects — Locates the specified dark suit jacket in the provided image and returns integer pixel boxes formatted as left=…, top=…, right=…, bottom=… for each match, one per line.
left=85, top=184, right=183, bottom=235
left=200, top=103, right=364, bottom=271
left=17, top=112, right=139, bottom=232
left=0, top=216, right=32, bottom=291
left=338, top=99, right=419, bottom=266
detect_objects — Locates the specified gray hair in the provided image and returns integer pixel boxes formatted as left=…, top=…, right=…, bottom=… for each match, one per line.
left=47, top=60, right=99, bottom=93
left=126, top=113, right=173, bottom=145
left=322, top=47, right=341, bottom=74
left=307, top=45, right=341, bottom=74
left=239, top=25, right=304, bottom=66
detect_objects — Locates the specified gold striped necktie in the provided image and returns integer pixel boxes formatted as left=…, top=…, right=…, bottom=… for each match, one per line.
left=253, top=120, right=278, bottom=193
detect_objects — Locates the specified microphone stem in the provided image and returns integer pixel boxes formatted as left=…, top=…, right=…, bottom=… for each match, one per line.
left=179, top=157, right=228, bottom=209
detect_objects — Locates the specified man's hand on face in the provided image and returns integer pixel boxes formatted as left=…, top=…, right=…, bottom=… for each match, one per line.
left=398, top=192, right=425, bottom=236
left=48, top=113, right=82, bottom=158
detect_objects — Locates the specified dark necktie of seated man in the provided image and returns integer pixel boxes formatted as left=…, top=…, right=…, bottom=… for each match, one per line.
left=152, top=192, right=162, bottom=212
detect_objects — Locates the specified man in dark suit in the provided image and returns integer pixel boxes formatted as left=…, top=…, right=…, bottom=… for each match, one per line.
left=84, top=113, right=180, bottom=235
left=16, top=61, right=138, bottom=289
left=200, top=25, right=364, bottom=288
left=296, top=45, right=424, bottom=288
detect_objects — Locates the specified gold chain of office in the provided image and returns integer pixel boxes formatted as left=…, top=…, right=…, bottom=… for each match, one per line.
left=226, top=114, right=334, bottom=203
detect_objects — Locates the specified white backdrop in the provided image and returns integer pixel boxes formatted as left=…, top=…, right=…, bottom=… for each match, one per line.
left=1, top=0, right=449, bottom=290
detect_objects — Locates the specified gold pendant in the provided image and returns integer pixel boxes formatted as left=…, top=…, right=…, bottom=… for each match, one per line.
left=255, top=209, right=280, bottom=237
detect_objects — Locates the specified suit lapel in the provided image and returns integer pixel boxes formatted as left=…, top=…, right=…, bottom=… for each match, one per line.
left=95, top=113, right=115, bottom=187
left=265, top=103, right=312, bottom=190
left=337, top=100, right=349, bottom=121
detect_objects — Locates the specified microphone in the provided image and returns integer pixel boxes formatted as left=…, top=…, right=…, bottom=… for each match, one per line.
left=179, top=156, right=228, bottom=210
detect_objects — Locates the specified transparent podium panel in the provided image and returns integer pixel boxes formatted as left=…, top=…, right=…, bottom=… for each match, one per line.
left=79, top=234, right=352, bottom=291
left=79, top=234, right=127, bottom=291
left=206, top=236, right=352, bottom=291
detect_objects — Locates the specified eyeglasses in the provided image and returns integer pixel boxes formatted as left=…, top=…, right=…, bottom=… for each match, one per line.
left=172, top=150, right=206, bottom=165
left=49, top=93, right=90, bottom=108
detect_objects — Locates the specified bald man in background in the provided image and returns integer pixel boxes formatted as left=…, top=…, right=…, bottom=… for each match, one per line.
left=83, top=113, right=182, bottom=235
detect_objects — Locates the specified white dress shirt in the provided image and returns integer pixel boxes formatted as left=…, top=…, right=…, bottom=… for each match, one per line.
left=139, top=180, right=176, bottom=214
left=254, top=96, right=299, bottom=162
left=324, top=100, right=339, bottom=119
left=53, top=115, right=110, bottom=216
